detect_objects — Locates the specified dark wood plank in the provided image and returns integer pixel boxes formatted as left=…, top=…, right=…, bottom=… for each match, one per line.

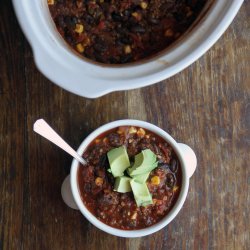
left=0, top=1, right=27, bottom=249
left=0, top=0, right=249, bottom=250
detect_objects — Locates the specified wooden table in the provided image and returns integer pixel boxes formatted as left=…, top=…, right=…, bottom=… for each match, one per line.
left=0, top=1, right=249, bottom=249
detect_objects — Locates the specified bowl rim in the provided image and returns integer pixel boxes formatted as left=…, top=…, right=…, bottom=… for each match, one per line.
left=12, top=0, right=244, bottom=98
left=70, top=120, right=190, bottom=237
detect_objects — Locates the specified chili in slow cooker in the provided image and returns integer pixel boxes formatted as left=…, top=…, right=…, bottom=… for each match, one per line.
left=48, top=0, right=207, bottom=64
left=77, top=126, right=182, bottom=230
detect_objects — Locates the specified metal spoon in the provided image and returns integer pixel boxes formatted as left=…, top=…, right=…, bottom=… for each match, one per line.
left=33, top=119, right=87, bottom=165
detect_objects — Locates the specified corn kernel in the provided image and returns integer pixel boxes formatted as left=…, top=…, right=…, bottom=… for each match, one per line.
left=76, top=43, right=84, bottom=53
left=131, top=212, right=137, bottom=220
left=153, top=199, right=161, bottom=205
left=95, top=138, right=101, bottom=144
left=117, top=126, right=126, bottom=134
left=82, top=37, right=91, bottom=46
left=75, top=24, right=84, bottom=34
left=164, top=29, right=174, bottom=37
left=137, top=128, right=146, bottom=137
left=95, top=177, right=103, bottom=186
left=173, top=186, right=179, bottom=192
left=151, top=176, right=160, bottom=185
left=48, top=0, right=54, bottom=5
left=132, top=12, right=139, bottom=18
left=103, top=137, right=108, bottom=143
left=124, top=45, right=132, bottom=54
left=132, top=12, right=142, bottom=21
left=129, top=126, right=137, bottom=134
left=140, top=2, right=148, bottom=9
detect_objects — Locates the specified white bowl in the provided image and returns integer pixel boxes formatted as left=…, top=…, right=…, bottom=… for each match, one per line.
left=12, top=0, right=244, bottom=98
left=61, top=120, right=197, bottom=237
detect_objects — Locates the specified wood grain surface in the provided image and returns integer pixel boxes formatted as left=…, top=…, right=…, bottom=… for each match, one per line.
left=0, top=0, right=249, bottom=249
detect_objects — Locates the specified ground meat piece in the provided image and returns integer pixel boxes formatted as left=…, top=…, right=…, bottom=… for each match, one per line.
left=107, top=133, right=123, bottom=147
left=97, top=189, right=120, bottom=207
left=127, top=137, right=141, bottom=156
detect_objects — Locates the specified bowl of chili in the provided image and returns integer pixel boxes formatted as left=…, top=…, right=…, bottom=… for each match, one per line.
left=13, top=0, right=244, bottom=98
left=61, top=120, right=197, bottom=237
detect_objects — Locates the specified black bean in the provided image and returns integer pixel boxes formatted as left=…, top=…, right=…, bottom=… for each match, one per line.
left=64, top=16, right=77, bottom=28
left=56, top=16, right=64, bottom=27
left=72, top=16, right=78, bottom=24
left=186, top=0, right=195, bottom=7
left=109, top=57, right=119, bottom=64
left=112, top=12, right=122, bottom=22
left=64, top=29, right=73, bottom=43
left=94, top=52, right=105, bottom=63
left=153, top=143, right=161, bottom=155
left=99, top=154, right=109, bottom=167
left=117, top=27, right=129, bottom=35
left=130, top=25, right=146, bottom=33
left=149, top=17, right=160, bottom=24
left=120, top=54, right=133, bottom=63
left=120, top=36, right=132, bottom=45
left=83, top=183, right=91, bottom=193
left=108, top=133, right=122, bottom=147
left=174, top=11, right=186, bottom=22
left=84, top=14, right=95, bottom=25
left=94, top=43, right=107, bottom=52
left=170, top=159, right=178, bottom=173
left=166, top=173, right=176, bottom=188
left=158, top=163, right=170, bottom=169
left=123, top=9, right=132, bottom=17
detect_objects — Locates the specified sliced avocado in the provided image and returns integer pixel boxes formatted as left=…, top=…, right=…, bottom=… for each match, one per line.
left=127, top=153, right=143, bottom=176
left=107, top=146, right=130, bottom=177
left=129, top=162, right=158, bottom=176
left=127, top=149, right=158, bottom=176
left=114, top=176, right=132, bottom=193
left=130, top=179, right=153, bottom=207
left=133, top=172, right=150, bottom=183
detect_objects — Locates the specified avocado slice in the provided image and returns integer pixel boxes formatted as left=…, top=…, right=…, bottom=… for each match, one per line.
left=133, top=172, right=150, bottom=183
left=127, top=149, right=158, bottom=176
left=129, top=162, right=158, bottom=176
left=114, top=176, right=132, bottom=193
left=130, top=179, right=153, bottom=207
left=107, top=146, right=130, bottom=177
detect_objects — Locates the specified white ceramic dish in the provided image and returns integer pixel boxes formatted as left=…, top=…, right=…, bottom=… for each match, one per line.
left=61, top=120, right=197, bottom=237
left=12, top=0, right=244, bottom=98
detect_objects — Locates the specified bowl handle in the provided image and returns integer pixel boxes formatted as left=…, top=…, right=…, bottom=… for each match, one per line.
left=177, top=143, right=197, bottom=178
left=61, top=175, right=79, bottom=210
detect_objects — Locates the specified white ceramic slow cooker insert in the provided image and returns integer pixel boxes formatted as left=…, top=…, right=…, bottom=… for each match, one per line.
left=13, top=0, right=244, bottom=98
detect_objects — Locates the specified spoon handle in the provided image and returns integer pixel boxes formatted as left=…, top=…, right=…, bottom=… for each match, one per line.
left=33, top=119, right=86, bottom=165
